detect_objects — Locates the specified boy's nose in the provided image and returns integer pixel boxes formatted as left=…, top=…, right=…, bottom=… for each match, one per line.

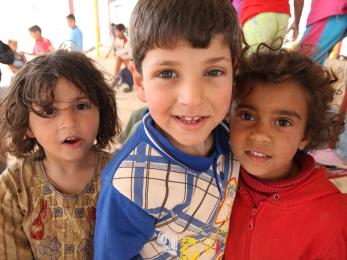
left=178, top=79, right=205, bottom=107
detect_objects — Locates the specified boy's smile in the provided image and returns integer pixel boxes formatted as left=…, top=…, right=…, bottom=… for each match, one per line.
left=133, top=34, right=233, bottom=156
left=231, top=81, right=310, bottom=180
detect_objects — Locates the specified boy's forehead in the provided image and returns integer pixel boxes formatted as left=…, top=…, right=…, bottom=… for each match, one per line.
left=145, top=35, right=232, bottom=62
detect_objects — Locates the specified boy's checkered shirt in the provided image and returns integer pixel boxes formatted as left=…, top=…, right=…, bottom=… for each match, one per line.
left=94, top=113, right=240, bottom=259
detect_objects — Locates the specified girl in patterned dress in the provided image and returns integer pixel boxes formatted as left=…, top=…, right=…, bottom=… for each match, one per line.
left=0, top=50, right=120, bottom=259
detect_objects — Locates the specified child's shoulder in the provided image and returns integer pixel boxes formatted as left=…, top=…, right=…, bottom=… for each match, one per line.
left=0, top=155, right=35, bottom=194
left=97, top=149, right=113, bottom=164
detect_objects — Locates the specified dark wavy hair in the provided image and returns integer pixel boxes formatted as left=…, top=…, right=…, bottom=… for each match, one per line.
left=234, top=44, right=342, bottom=152
left=0, top=50, right=121, bottom=158
left=130, top=0, right=243, bottom=74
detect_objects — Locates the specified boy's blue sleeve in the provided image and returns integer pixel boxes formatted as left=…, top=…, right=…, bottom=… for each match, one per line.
left=94, top=179, right=156, bottom=259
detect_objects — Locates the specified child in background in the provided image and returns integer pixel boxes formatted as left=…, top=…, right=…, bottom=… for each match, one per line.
left=0, top=50, right=121, bottom=259
left=94, top=0, right=242, bottom=259
left=225, top=46, right=347, bottom=259
left=7, top=39, right=27, bottom=74
left=112, top=23, right=132, bottom=90
left=28, top=25, right=54, bottom=55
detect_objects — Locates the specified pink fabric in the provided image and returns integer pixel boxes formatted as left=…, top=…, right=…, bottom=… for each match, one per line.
left=310, top=148, right=347, bottom=169
left=307, top=0, right=347, bottom=25
left=33, top=38, right=52, bottom=55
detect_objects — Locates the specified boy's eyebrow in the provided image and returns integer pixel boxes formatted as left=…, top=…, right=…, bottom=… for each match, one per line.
left=149, top=57, right=231, bottom=67
left=149, top=60, right=178, bottom=67
left=205, top=57, right=232, bottom=64
left=236, top=103, right=302, bottom=120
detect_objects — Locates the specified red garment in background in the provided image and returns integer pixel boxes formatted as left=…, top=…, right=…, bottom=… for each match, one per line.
left=240, top=0, right=290, bottom=25
left=33, top=38, right=52, bottom=55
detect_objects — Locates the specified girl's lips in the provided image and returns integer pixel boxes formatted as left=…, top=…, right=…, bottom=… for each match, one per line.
left=62, top=137, right=82, bottom=147
left=245, top=150, right=272, bottom=162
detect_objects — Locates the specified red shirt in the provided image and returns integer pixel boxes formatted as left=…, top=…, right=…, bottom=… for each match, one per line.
left=33, top=38, right=52, bottom=55
left=225, top=154, right=347, bottom=259
left=240, top=0, right=290, bottom=25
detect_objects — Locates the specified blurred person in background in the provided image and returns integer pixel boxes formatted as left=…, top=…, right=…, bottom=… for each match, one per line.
left=7, top=39, right=27, bottom=74
left=28, top=25, right=54, bottom=55
left=241, top=0, right=304, bottom=52
left=293, top=0, right=347, bottom=64
left=66, top=13, right=83, bottom=51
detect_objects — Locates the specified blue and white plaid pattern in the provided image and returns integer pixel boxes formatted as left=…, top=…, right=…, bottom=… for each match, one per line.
left=113, top=141, right=239, bottom=259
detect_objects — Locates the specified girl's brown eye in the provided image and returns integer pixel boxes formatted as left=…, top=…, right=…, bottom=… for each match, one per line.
left=77, top=103, right=90, bottom=110
left=39, top=106, right=56, bottom=117
left=277, top=119, right=291, bottom=127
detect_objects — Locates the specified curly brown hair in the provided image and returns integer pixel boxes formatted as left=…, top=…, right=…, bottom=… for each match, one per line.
left=130, top=0, right=243, bottom=74
left=234, top=45, right=342, bottom=152
left=0, top=50, right=121, bottom=158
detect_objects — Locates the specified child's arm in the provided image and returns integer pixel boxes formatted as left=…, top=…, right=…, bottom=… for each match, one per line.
left=0, top=169, right=34, bottom=258
left=94, top=180, right=156, bottom=259
left=7, top=64, right=17, bottom=73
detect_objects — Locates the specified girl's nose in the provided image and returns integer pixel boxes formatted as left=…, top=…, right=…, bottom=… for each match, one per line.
left=249, top=121, right=271, bottom=143
left=59, top=108, right=78, bottom=128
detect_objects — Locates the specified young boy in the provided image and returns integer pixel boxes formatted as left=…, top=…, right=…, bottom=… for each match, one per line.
left=94, top=0, right=242, bottom=259
left=28, top=25, right=54, bottom=56
left=66, top=13, right=83, bottom=51
left=225, top=46, right=347, bottom=259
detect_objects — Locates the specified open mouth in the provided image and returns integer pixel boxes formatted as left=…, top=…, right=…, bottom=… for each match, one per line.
left=63, top=137, right=81, bottom=144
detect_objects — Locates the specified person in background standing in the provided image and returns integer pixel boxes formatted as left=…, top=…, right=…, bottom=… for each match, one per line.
left=28, top=25, right=54, bottom=56
left=111, top=24, right=132, bottom=92
left=66, top=13, right=83, bottom=51
left=292, top=0, right=347, bottom=65
left=241, top=0, right=304, bottom=52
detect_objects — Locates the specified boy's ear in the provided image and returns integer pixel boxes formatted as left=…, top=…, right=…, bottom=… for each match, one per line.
left=129, top=62, right=147, bottom=103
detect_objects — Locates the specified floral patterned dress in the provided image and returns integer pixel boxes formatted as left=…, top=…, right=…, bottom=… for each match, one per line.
left=0, top=150, right=112, bottom=259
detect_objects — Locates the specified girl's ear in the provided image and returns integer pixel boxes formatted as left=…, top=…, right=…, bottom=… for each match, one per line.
left=298, top=135, right=310, bottom=151
left=129, top=62, right=146, bottom=103
left=26, top=128, right=35, bottom=138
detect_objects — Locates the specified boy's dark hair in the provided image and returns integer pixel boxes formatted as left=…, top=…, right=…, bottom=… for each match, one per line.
left=0, top=50, right=121, bottom=158
left=29, top=25, right=41, bottom=33
left=129, top=0, right=243, bottom=73
left=115, top=24, right=126, bottom=32
left=234, top=44, right=341, bottom=152
left=66, top=13, right=76, bottom=21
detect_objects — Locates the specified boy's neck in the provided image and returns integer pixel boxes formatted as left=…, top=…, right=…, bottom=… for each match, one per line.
left=154, top=123, right=214, bottom=157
